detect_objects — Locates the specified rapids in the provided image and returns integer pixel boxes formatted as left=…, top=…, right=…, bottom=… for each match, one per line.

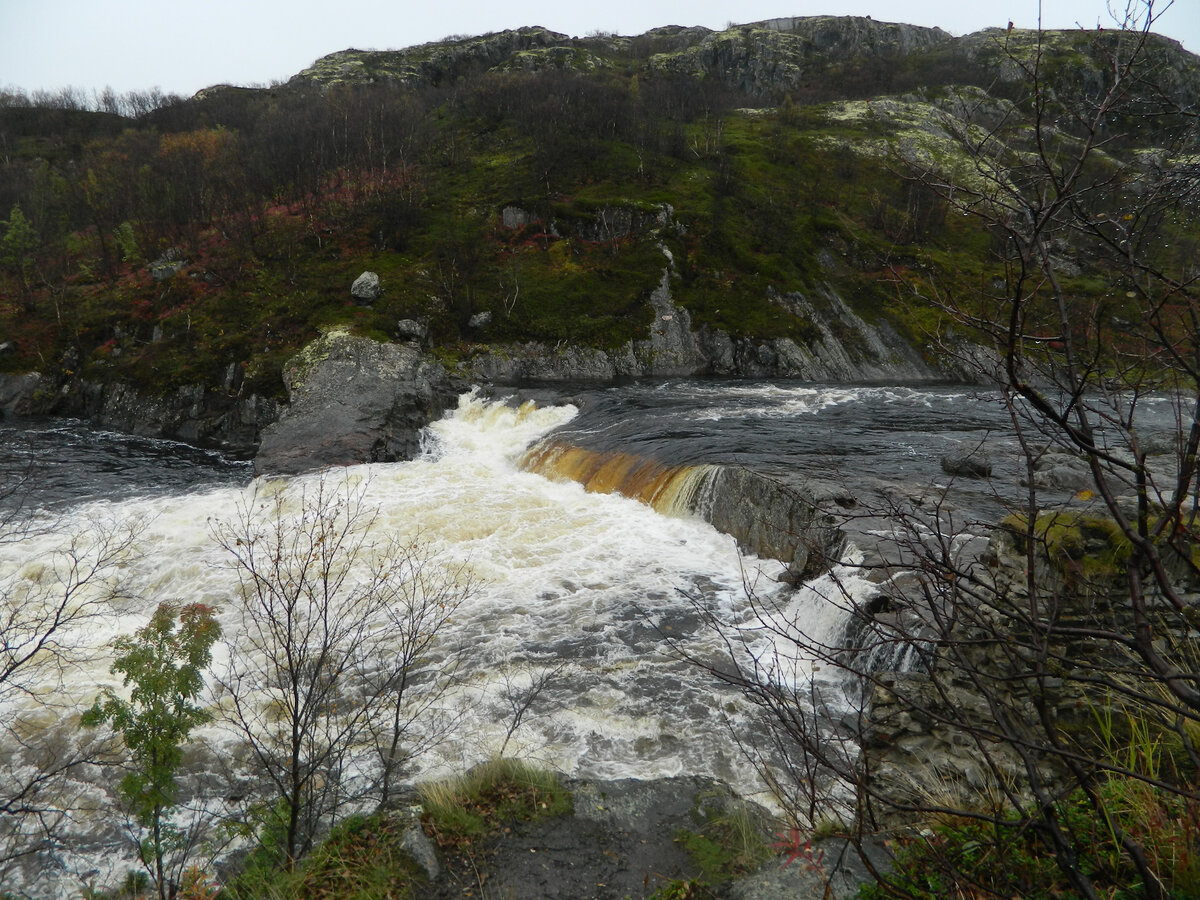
left=0, top=389, right=863, bottom=894
left=9, top=378, right=1161, bottom=894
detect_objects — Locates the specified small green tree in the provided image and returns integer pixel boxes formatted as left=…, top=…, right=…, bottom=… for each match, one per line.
left=83, top=603, right=221, bottom=900
left=0, top=203, right=38, bottom=297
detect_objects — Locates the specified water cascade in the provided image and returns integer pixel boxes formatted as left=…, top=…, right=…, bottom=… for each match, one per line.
left=0, top=391, right=865, bottom=896
left=521, top=439, right=845, bottom=579
left=520, top=441, right=718, bottom=516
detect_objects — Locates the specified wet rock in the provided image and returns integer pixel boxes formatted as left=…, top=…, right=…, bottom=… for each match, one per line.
left=1022, top=451, right=1090, bottom=491
left=254, top=330, right=457, bottom=475
left=701, top=467, right=845, bottom=579
left=940, top=446, right=993, bottom=478
left=0, top=372, right=41, bottom=417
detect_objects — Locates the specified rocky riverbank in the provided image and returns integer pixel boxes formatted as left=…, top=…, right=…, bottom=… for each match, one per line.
left=396, top=774, right=880, bottom=900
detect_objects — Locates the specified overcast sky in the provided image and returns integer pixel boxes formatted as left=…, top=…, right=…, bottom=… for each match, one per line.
left=1, top=0, right=1196, bottom=99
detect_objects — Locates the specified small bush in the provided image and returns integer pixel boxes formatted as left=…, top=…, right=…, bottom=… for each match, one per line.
left=227, top=814, right=425, bottom=900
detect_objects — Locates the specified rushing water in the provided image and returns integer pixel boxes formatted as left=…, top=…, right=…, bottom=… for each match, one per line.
left=2, top=380, right=1167, bottom=893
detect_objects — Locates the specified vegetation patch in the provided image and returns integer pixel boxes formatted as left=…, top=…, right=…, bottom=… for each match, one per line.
left=1002, top=510, right=1135, bottom=584
left=419, top=757, right=572, bottom=851
left=673, top=793, right=772, bottom=889
left=227, top=814, right=426, bottom=900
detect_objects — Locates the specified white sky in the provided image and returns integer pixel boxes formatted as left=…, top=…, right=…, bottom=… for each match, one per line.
left=1, top=0, right=1196, bottom=99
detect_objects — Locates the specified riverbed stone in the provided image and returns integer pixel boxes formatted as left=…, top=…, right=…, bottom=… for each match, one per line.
left=0, top=372, right=41, bottom=416
left=940, top=446, right=993, bottom=478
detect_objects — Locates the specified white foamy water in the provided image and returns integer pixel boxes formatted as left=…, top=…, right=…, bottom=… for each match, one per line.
left=0, top=392, right=863, bottom=894
left=678, top=383, right=978, bottom=421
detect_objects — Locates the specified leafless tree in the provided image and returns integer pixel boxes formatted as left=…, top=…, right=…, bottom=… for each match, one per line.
left=0, top=466, right=140, bottom=884
left=212, top=474, right=471, bottom=868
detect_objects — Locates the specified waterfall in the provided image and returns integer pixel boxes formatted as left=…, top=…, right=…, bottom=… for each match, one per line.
left=3, top=391, right=862, bottom=895
left=520, top=440, right=718, bottom=516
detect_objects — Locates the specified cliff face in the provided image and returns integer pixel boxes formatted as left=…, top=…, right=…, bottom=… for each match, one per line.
left=458, top=277, right=954, bottom=385
left=647, top=17, right=951, bottom=94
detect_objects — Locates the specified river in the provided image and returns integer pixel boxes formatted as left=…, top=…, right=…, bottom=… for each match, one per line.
left=0, top=379, right=1141, bottom=893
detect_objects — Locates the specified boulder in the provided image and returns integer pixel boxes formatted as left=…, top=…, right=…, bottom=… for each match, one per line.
left=254, top=329, right=457, bottom=475
left=350, top=271, right=382, bottom=303
left=467, top=310, right=493, bottom=330
left=395, top=319, right=429, bottom=344
left=0, top=372, right=41, bottom=417
left=148, top=248, right=186, bottom=281
left=941, top=446, right=993, bottom=478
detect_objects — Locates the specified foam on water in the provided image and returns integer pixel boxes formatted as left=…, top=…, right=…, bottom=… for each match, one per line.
left=1, top=392, right=863, bottom=894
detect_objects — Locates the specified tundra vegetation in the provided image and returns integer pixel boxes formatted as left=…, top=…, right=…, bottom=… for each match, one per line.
left=0, top=2, right=1199, bottom=897
left=2, top=11, right=1195, bottom=403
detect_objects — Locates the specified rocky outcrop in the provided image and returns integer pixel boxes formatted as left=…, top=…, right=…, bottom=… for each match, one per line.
left=460, top=278, right=948, bottom=384
left=648, top=17, right=950, bottom=95
left=0, top=372, right=42, bottom=417
left=254, top=329, right=459, bottom=475
left=0, top=370, right=276, bottom=456
left=698, top=467, right=847, bottom=580
left=292, top=26, right=568, bottom=87
left=861, top=519, right=1200, bottom=826
left=382, top=774, right=876, bottom=900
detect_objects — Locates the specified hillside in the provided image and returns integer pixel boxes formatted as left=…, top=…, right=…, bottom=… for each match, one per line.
left=0, top=15, right=1197, bottom=450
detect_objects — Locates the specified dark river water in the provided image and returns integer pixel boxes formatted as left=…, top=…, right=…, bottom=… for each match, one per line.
left=3, top=381, right=1018, bottom=510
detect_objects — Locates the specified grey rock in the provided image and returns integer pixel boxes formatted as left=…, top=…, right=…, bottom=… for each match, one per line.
left=480, top=776, right=760, bottom=900
left=501, top=206, right=536, bottom=229
left=27, top=374, right=275, bottom=456
left=467, top=310, right=493, bottom=330
left=1138, top=431, right=1176, bottom=456
left=351, top=271, right=382, bottom=302
left=0, top=341, right=15, bottom=356
left=631, top=269, right=706, bottom=376
left=395, top=319, right=428, bottom=344
left=697, top=328, right=737, bottom=374
left=396, top=806, right=439, bottom=880
left=254, top=330, right=456, bottom=475
left=1022, top=451, right=1090, bottom=491
left=941, top=446, right=993, bottom=478
left=456, top=279, right=967, bottom=385
left=148, top=248, right=185, bottom=281
left=699, top=467, right=845, bottom=579
left=0, top=372, right=42, bottom=417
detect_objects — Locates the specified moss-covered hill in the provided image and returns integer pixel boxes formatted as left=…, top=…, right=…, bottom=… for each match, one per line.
left=0, top=16, right=1196, bottom=404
